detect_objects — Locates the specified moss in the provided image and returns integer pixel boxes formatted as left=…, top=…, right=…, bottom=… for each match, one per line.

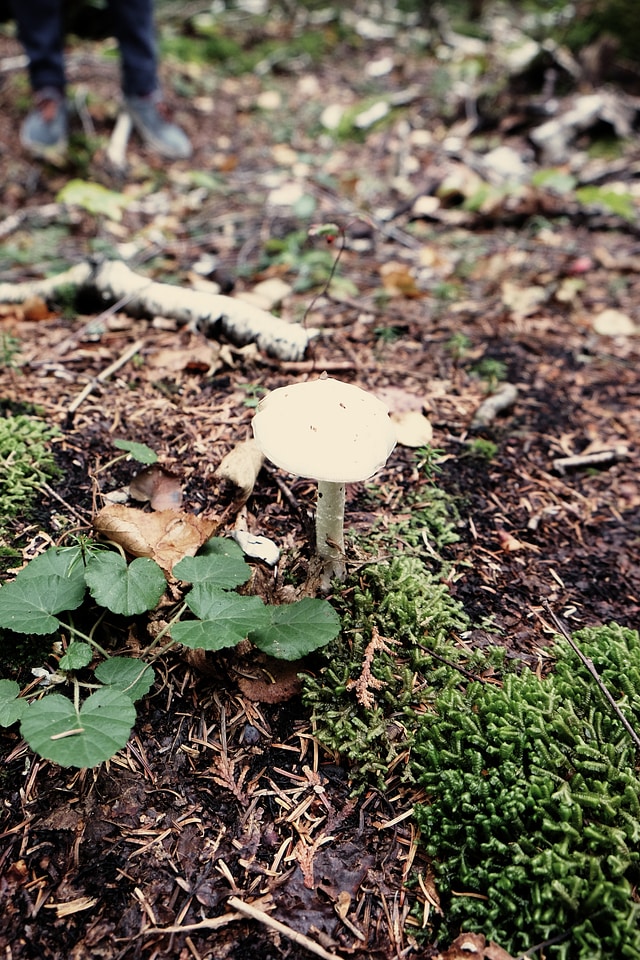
left=302, top=553, right=473, bottom=789
left=411, top=622, right=640, bottom=958
left=0, top=414, right=60, bottom=534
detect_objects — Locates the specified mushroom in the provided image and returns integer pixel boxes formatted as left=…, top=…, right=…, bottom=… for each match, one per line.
left=252, top=376, right=396, bottom=588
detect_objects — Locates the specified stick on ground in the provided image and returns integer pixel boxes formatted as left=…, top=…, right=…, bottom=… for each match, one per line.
left=227, top=896, right=345, bottom=960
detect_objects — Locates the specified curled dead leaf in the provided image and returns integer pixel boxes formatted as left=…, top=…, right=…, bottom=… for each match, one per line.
left=215, top=438, right=264, bottom=503
left=443, top=932, right=514, bottom=960
left=94, top=504, right=216, bottom=573
left=130, top=464, right=183, bottom=511
left=379, top=260, right=422, bottom=298
left=236, top=659, right=303, bottom=703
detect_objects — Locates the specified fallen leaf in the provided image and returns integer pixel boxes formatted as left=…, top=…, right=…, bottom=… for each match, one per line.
left=130, top=464, right=183, bottom=511
left=236, top=659, right=302, bottom=703
left=94, top=505, right=216, bottom=573
left=592, top=309, right=637, bottom=337
left=22, top=296, right=56, bottom=321
left=145, top=338, right=222, bottom=378
left=215, top=439, right=264, bottom=503
left=380, top=261, right=422, bottom=298
left=501, top=281, right=547, bottom=318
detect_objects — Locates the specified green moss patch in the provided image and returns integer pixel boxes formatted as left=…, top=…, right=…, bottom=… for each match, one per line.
left=412, top=623, right=640, bottom=958
left=0, top=414, right=60, bottom=534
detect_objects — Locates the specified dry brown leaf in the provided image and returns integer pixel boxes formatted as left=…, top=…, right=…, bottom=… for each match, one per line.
left=379, top=260, right=422, bottom=298
left=501, top=281, right=547, bottom=319
left=130, top=464, right=183, bottom=511
left=145, top=339, right=222, bottom=379
left=94, top=504, right=216, bottom=573
left=236, top=660, right=303, bottom=703
left=215, top=438, right=264, bottom=503
left=22, top=295, right=57, bottom=322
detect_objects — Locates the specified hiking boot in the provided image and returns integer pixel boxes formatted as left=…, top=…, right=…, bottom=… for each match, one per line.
left=124, top=92, right=192, bottom=159
left=20, top=88, right=68, bottom=160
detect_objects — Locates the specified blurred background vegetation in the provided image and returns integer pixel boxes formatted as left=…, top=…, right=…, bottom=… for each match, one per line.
left=0, top=0, right=638, bottom=65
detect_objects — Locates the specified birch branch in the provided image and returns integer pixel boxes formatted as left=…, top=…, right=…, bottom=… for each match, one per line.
left=0, top=259, right=317, bottom=361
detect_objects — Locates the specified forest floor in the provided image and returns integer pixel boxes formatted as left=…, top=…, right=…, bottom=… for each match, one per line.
left=0, top=4, right=639, bottom=959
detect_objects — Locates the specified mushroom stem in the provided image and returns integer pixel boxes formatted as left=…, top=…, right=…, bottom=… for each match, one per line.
left=316, top=480, right=346, bottom=582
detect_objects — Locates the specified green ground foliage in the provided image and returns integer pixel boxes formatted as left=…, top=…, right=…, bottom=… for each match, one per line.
left=305, top=527, right=640, bottom=957
left=0, top=414, right=60, bottom=531
left=413, top=623, right=640, bottom=958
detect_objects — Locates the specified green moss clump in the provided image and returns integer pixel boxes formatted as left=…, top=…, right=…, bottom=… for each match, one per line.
left=0, top=414, right=60, bottom=531
left=412, top=622, right=640, bottom=958
left=302, top=554, right=473, bottom=788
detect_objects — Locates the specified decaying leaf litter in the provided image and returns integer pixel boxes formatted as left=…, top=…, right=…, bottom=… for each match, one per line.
left=0, top=2, right=639, bottom=958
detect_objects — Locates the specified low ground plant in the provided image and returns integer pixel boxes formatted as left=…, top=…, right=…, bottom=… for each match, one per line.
left=0, top=414, right=60, bottom=535
left=0, top=536, right=339, bottom=768
left=303, top=542, right=640, bottom=957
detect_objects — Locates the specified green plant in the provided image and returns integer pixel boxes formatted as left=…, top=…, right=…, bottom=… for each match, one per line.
left=414, top=444, right=445, bottom=481
left=238, top=383, right=268, bottom=409
left=302, top=554, right=471, bottom=789
left=411, top=623, right=640, bottom=958
left=470, top=356, right=507, bottom=392
left=0, top=414, right=60, bottom=531
left=0, top=333, right=21, bottom=370
left=0, top=537, right=340, bottom=768
left=445, top=332, right=472, bottom=361
left=257, top=229, right=337, bottom=292
left=466, top=437, right=498, bottom=461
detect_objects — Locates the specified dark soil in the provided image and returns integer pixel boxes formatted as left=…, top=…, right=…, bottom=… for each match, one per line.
left=0, top=5, right=639, bottom=959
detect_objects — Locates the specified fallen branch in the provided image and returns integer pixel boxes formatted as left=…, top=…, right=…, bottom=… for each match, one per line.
left=471, top=383, right=518, bottom=429
left=552, top=446, right=629, bottom=475
left=0, top=259, right=317, bottom=361
left=227, top=896, right=345, bottom=960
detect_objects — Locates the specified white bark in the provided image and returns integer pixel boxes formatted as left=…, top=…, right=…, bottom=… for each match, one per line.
left=0, top=259, right=317, bottom=362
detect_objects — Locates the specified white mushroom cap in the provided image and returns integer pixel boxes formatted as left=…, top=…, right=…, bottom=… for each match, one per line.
left=252, top=377, right=397, bottom=483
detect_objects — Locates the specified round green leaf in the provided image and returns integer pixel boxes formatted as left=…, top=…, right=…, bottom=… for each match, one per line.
left=0, top=573, right=86, bottom=635
left=249, top=598, right=341, bottom=660
left=85, top=553, right=166, bottom=616
left=20, top=688, right=136, bottom=767
left=0, top=680, right=26, bottom=726
left=173, top=537, right=250, bottom=590
left=59, top=641, right=93, bottom=671
left=173, top=592, right=268, bottom=650
left=94, top=657, right=155, bottom=702
left=113, top=439, right=158, bottom=464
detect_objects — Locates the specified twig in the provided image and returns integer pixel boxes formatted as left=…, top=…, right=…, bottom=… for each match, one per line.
left=416, top=642, right=491, bottom=685
left=107, top=110, right=133, bottom=172
left=227, top=897, right=345, bottom=960
left=140, top=911, right=239, bottom=936
left=471, top=383, right=518, bottom=429
left=543, top=602, right=640, bottom=752
left=552, top=447, right=629, bottom=475
left=40, top=482, right=92, bottom=527
left=66, top=338, right=145, bottom=419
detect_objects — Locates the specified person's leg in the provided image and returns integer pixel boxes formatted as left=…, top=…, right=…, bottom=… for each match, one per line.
left=11, top=0, right=68, bottom=158
left=109, top=0, right=158, bottom=96
left=11, top=0, right=66, bottom=93
left=109, top=0, right=192, bottom=159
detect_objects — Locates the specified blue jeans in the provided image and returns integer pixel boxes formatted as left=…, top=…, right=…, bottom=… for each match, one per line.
left=11, top=0, right=158, bottom=96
